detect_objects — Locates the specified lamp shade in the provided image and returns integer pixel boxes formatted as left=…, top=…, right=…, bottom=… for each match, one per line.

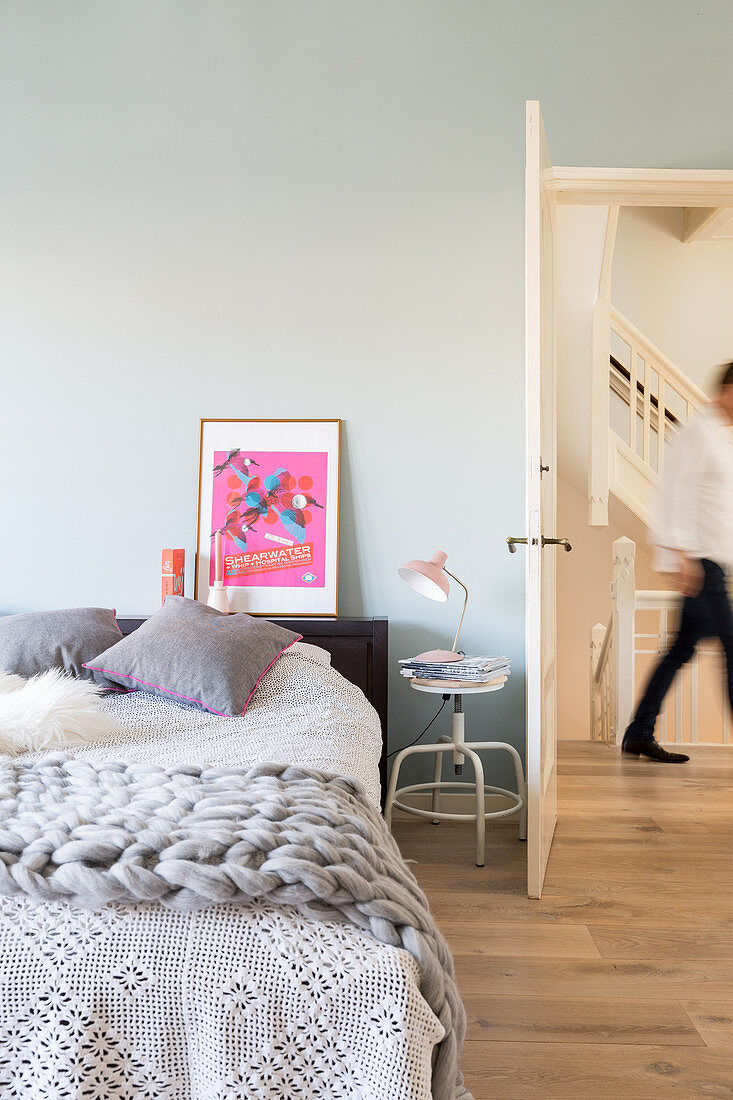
left=398, top=551, right=450, bottom=602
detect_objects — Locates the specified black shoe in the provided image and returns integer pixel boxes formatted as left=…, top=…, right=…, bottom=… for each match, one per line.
left=621, top=738, right=690, bottom=763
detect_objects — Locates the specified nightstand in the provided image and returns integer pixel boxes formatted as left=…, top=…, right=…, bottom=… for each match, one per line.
left=384, top=681, right=527, bottom=867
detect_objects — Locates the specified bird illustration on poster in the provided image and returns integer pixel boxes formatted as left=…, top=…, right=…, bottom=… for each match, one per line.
left=213, top=451, right=260, bottom=483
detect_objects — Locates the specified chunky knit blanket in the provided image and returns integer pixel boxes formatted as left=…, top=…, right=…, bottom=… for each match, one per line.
left=0, top=752, right=472, bottom=1100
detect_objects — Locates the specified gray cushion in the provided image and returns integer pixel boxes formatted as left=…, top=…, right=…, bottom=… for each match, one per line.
left=83, top=595, right=301, bottom=716
left=0, top=607, right=124, bottom=689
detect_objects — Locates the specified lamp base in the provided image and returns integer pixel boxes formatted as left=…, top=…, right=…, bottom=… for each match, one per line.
left=413, top=649, right=463, bottom=663
left=207, top=582, right=230, bottom=614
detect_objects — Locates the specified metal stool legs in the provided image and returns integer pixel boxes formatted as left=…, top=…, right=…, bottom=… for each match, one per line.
left=385, top=695, right=526, bottom=866
left=431, top=735, right=450, bottom=822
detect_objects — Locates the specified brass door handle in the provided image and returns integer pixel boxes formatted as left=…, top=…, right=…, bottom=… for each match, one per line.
left=506, top=537, right=528, bottom=554
left=542, top=537, right=572, bottom=552
left=507, top=536, right=572, bottom=553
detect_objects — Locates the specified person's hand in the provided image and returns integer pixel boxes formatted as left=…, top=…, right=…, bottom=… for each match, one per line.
left=673, top=556, right=704, bottom=598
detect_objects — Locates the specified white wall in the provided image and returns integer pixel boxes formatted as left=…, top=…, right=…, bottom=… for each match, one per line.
left=554, top=205, right=633, bottom=741
left=3, top=2, right=733, bottom=778
left=557, top=477, right=657, bottom=739
left=556, top=205, right=609, bottom=497
left=613, top=206, right=733, bottom=391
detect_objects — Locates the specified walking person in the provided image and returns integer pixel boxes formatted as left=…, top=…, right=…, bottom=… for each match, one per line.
left=622, top=362, right=733, bottom=763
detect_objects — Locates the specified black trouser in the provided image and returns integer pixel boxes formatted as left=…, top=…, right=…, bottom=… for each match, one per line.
left=624, top=559, right=733, bottom=743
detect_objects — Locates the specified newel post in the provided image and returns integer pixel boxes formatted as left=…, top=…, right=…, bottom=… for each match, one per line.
left=611, top=536, right=636, bottom=744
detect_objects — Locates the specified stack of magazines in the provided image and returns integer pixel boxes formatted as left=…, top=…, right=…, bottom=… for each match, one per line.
left=399, top=654, right=511, bottom=687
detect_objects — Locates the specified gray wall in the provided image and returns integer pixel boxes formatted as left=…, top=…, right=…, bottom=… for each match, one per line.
left=2, top=1, right=733, bottom=785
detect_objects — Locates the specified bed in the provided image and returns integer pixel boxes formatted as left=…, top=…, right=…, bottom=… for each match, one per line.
left=0, top=615, right=468, bottom=1100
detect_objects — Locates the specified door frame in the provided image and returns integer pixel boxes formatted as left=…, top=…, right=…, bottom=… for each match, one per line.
left=525, top=137, right=733, bottom=897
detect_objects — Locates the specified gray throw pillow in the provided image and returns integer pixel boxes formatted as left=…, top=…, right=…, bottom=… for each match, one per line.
left=83, top=595, right=301, bottom=716
left=0, top=607, right=124, bottom=689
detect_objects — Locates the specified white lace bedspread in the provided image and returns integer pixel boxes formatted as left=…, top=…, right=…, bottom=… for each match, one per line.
left=0, top=643, right=444, bottom=1099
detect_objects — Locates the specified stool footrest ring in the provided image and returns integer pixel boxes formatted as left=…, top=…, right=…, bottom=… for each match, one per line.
left=391, top=780, right=523, bottom=823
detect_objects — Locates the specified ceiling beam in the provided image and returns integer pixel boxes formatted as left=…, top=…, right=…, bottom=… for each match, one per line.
left=683, top=206, right=733, bottom=241
left=549, top=168, right=733, bottom=207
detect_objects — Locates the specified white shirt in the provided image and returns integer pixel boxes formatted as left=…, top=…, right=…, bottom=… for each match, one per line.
left=652, top=403, right=733, bottom=573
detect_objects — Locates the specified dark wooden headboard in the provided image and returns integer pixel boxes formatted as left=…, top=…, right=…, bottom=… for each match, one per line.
left=117, top=615, right=388, bottom=802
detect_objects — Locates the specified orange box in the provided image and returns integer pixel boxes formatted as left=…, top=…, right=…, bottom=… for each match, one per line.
left=161, top=549, right=185, bottom=605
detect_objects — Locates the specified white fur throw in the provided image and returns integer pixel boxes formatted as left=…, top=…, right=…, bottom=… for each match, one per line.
left=0, top=669, right=117, bottom=755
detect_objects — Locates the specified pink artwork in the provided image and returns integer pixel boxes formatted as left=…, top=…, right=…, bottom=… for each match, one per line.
left=209, top=450, right=328, bottom=590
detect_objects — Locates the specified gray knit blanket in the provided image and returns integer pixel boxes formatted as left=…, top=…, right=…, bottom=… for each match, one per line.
left=0, top=753, right=472, bottom=1100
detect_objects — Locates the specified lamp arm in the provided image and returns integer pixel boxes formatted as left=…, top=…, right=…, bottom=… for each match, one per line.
left=444, top=568, right=469, bottom=653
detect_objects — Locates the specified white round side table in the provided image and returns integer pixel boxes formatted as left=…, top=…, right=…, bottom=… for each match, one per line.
left=384, top=680, right=527, bottom=867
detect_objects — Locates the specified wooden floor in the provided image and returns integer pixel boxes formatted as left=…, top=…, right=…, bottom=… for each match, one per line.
left=392, top=741, right=733, bottom=1099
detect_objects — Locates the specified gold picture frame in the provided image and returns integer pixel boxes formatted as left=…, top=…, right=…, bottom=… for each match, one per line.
left=195, top=419, right=340, bottom=616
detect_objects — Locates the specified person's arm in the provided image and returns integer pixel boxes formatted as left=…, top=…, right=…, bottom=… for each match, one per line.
left=653, top=548, right=704, bottom=596
left=652, top=421, right=706, bottom=596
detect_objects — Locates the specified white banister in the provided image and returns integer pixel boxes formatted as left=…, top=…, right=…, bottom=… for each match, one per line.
left=592, top=619, right=611, bottom=683
left=634, top=590, right=682, bottom=611
left=610, top=308, right=709, bottom=407
left=590, top=303, right=707, bottom=529
left=659, top=606, right=670, bottom=742
left=590, top=619, right=613, bottom=742
left=611, top=536, right=636, bottom=743
left=690, top=655, right=699, bottom=743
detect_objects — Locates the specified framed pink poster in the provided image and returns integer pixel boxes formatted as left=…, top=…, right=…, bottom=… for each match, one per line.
left=195, top=420, right=340, bottom=615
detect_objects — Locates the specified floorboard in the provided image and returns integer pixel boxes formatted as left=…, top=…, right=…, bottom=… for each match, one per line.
left=392, top=741, right=733, bottom=1099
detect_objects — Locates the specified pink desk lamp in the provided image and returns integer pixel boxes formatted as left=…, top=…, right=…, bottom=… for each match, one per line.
left=398, top=551, right=468, bottom=662
left=207, top=530, right=230, bottom=613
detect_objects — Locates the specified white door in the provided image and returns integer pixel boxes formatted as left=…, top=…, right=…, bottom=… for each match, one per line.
left=523, top=100, right=563, bottom=898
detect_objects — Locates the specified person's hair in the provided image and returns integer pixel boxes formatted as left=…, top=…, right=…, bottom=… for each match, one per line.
left=719, top=362, right=733, bottom=390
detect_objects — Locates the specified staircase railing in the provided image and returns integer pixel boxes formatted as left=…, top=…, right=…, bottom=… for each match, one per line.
left=590, top=536, right=636, bottom=741
left=590, top=616, right=614, bottom=742
left=590, top=537, right=730, bottom=744
left=590, top=305, right=708, bottom=526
